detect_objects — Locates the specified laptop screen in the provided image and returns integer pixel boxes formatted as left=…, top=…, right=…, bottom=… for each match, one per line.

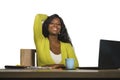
left=98, top=39, right=120, bottom=69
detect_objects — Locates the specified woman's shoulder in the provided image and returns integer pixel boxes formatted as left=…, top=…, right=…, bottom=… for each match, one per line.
left=61, top=42, right=72, bottom=47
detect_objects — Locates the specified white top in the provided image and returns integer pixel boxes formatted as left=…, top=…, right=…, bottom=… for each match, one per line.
left=50, top=50, right=62, bottom=64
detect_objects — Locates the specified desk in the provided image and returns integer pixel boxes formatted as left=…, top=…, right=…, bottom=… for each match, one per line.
left=0, top=69, right=120, bottom=79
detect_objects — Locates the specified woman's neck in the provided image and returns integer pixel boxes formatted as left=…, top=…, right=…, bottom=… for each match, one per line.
left=48, top=35, right=60, bottom=54
left=48, top=35, right=59, bottom=43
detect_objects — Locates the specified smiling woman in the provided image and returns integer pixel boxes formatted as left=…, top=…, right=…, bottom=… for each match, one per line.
left=0, top=0, right=120, bottom=69
left=33, top=14, right=79, bottom=69
left=48, top=17, right=61, bottom=36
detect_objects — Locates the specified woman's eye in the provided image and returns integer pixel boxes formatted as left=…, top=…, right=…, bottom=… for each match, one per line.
left=50, top=23, right=54, bottom=24
left=57, top=24, right=61, bottom=25
left=50, top=23, right=61, bottom=25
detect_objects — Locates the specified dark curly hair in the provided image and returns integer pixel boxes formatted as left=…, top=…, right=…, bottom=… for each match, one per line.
left=42, top=14, right=72, bottom=46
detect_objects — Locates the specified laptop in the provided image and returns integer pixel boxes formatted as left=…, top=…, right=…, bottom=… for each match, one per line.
left=78, top=39, right=120, bottom=70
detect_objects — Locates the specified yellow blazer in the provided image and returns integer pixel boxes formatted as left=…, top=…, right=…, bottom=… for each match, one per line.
left=33, top=14, right=79, bottom=68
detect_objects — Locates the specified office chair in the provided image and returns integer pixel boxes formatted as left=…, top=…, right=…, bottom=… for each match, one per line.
left=20, top=49, right=36, bottom=66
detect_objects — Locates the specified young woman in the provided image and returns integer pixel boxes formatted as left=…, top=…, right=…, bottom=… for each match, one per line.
left=33, top=14, right=79, bottom=69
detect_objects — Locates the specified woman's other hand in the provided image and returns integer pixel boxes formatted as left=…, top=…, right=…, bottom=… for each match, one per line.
left=42, top=64, right=65, bottom=69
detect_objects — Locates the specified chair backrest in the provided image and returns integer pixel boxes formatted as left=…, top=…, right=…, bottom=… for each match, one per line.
left=20, top=49, right=36, bottom=66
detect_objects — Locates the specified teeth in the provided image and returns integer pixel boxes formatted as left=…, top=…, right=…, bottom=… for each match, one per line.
left=53, top=28, right=57, bottom=30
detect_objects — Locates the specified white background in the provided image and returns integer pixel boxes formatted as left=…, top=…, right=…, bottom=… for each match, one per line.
left=0, top=0, right=120, bottom=68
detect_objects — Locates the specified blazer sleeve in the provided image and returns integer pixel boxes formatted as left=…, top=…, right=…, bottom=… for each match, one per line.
left=33, top=14, right=48, bottom=44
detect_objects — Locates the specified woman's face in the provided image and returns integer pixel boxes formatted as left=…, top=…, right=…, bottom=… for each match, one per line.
left=48, top=18, right=61, bottom=35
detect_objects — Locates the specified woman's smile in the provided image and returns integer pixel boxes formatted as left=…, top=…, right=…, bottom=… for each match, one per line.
left=48, top=18, right=61, bottom=35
